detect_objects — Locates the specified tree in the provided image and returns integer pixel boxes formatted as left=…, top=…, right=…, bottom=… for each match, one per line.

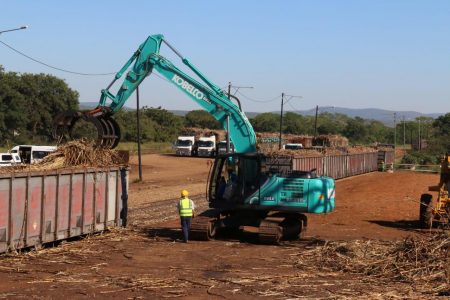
left=0, top=70, right=26, bottom=143
left=316, top=113, right=346, bottom=135
left=0, top=68, right=78, bottom=145
left=250, top=113, right=279, bottom=132
left=19, top=73, right=79, bottom=141
left=184, top=110, right=220, bottom=129
left=427, top=113, right=450, bottom=154
left=343, top=117, right=368, bottom=144
left=114, top=110, right=157, bottom=143
left=283, top=112, right=308, bottom=134
left=143, top=106, right=183, bottom=142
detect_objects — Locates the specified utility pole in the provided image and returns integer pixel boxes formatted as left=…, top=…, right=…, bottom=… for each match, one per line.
left=403, top=116, right=405, bottom=150
left=313, top=105, right=319, bottom=137
left=279, top=93, right=285, bottom=150
left=313, top=105, right=333, bottom=137
left=418, top=118, right=421, bottom=151
left=0, top=25, right=27, bottom=35
left=136, top=87, right=143, bottom=181
left=278, top=93, right=302, bottom=150
left=228, top=82, right=253, bottom=96
left=393, top=112, right=396, bottom=171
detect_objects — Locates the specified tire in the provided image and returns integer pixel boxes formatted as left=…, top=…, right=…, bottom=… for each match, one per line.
left=419, top=193, right=434, bottom=229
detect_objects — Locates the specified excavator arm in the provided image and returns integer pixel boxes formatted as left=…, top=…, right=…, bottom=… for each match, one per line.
left=53, top=34, right=256, bottom=152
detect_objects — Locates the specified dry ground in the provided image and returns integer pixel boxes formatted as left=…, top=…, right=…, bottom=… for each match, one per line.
left=0, top=153, right=443, bottom=299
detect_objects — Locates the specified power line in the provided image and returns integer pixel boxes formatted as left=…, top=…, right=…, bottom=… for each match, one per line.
left=236, top=90, right=280, bottom=103
left=286, top=101, right=304, bottom=113
left=0, top=39, right=116, bottom=76
left=152, top=72, right=173, bottom=84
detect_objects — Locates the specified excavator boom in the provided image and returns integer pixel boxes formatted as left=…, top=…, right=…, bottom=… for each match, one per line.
left=53, top=34, right=256, bottom=152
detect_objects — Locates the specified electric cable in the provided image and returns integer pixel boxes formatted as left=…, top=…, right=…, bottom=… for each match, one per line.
left=152, top=71, right=175, bottom=84
left=0, top=39, right=116, bottom=76
left=287, top=101, right=303, bottom=113
left=236, top=90, right=280, bottom=103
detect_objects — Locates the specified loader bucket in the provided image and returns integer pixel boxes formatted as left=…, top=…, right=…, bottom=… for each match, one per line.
left=52, top=109, right=121, bottom=149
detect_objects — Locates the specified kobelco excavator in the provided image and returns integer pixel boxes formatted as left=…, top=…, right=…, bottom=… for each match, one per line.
left=53, top=34, right=335, bottom=243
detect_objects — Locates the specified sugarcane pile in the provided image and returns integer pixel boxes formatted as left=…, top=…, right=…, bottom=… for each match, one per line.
left=41, top=140, right=124, bottom=168
left=0, top=140, right=125, bottom=173
left=296, top=234, right=450, bottom=293
left=179, top=127, right=226, bottom=140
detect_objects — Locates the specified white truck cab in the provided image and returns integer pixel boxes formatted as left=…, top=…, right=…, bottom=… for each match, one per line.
left=0, top=153, right=21, bottom=167
left=197, top=135, right=216, bottom=157
left=217, top=140, right=235, bottom=155
left=10, top=145, right=57, bottom=164
left=175, top=136, right=195, bottom=156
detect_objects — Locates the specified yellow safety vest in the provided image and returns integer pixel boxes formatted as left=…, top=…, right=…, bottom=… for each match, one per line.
left=179, top=198, right=193, bottom=217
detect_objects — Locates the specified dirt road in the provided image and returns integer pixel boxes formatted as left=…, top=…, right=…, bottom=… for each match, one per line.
left=0, top=154, right=440, bottom=299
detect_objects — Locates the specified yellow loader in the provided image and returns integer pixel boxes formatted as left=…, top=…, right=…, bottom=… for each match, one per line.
left=420, top=153, right=450, bottom=228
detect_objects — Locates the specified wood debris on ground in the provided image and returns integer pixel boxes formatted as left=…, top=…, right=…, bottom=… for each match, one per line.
left=296, top=233, right=450, bottom=294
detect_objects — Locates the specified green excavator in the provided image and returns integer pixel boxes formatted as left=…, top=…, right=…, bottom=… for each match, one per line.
left=53, top=34, right=335, bottom=243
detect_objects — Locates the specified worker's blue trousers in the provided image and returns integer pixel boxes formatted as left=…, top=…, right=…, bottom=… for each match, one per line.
left=180, top=216, right=192, bottom=242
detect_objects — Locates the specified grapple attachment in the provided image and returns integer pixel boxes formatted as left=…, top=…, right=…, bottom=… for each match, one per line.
left=52, top=107, right=121, bottom=149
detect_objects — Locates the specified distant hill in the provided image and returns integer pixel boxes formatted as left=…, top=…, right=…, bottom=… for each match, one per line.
left=295, top=107, right=442, bottom=125
left=79, top=102, right=441, bottom=125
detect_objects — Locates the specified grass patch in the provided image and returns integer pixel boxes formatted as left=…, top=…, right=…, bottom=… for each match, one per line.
left=116, top=142, right=174, bottom=154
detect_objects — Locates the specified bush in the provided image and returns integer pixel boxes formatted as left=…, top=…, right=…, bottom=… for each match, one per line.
left=401, top=152, right=439, bottom=165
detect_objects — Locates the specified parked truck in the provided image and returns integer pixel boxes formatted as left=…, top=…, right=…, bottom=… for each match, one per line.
left=174, top=136, right=195, bottom=156
left=217, top=140, right=235, bottom=155
left=196, top=135, right=216, bottom=157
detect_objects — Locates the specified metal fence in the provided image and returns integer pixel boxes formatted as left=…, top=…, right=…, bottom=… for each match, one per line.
left=292, top=152, right=379, bottom=180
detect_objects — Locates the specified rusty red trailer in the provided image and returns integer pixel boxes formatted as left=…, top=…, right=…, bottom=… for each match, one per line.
left=291, top=152, right=380, bottom=179
left=0, top=167, right=128, bottom=253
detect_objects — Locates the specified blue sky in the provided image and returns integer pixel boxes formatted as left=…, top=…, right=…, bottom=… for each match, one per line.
left=1, top=1, right=448, bottom=114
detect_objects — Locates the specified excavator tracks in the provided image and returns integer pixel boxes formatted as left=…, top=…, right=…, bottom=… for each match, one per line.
left=258, top=219, right=283, bottom=244
left=258, top=214, right=307, bottom=244
left=189, top=215, right=218, bottom=241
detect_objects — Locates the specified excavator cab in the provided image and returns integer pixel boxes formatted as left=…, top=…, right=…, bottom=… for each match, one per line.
left=209, top=153, right=263, bottom=206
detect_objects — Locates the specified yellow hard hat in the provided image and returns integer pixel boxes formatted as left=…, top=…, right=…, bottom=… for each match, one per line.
left=181, top=189, right=189, bottom=197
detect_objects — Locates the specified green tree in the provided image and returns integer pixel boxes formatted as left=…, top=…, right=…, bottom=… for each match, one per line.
left=316, top=113, right=346, bottom=135
left=114, top=110, right=157, bottom=143
left=427, top=113, right=450, bottom=154
left=184, top=110, right=220, bottom=129
left=250, top=112, right=279, bottom=132
left=0, top=68, right=78, bottom=145
left=19, top=73, right=79, bottom=141
left=343, top=117, right=368, bottom=144
left=366, top=120, right=391, bottom=143
left=0, top=70, right=27, bottom=144
left=283, top=112, right=308, bottom=134
left=143, top=106, right=183, bottom=142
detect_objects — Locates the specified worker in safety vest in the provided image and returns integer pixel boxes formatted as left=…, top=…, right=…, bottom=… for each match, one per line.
left=177, top=189, right=195, bottom=243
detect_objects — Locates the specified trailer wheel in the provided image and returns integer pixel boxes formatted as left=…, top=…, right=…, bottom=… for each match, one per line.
left=419, top=193, right=434, bottom=229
